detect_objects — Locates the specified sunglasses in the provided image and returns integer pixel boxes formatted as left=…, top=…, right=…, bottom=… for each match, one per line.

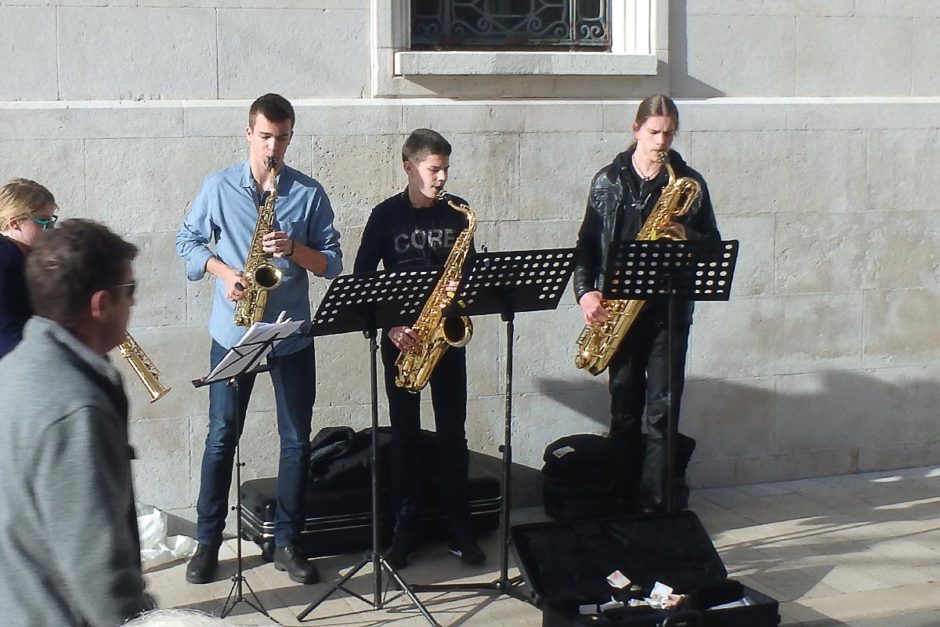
left=111, top=281, right=137, bottom=298
left=30, top=215, right=59, bottom=230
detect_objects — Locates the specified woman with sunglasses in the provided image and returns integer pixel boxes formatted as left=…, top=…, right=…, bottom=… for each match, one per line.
left=0, top=178, right=57, bottom=359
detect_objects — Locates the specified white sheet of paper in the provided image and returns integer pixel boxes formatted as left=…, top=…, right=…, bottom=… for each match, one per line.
left=204, top=314, right=303, bottom=383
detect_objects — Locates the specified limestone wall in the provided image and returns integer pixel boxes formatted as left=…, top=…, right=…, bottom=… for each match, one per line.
left=1, top=0, right=938, bottom=522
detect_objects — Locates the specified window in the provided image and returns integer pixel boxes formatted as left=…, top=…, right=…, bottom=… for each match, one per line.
left=370, top=0, right=664, bottom=95
left=411, top=0, right=611, bottom=50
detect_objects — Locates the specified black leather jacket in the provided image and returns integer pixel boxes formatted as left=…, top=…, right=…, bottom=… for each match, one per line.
left=573, top=147, right=721, bottom=324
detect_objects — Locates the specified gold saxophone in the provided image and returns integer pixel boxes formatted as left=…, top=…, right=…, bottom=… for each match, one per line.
left=233, top=159, right=283, bottom=327
left=395, top=191, right=476, bottom=393
left=118, top=332, right=170, bottom=403
left=574, top=151, right=701, bottom=376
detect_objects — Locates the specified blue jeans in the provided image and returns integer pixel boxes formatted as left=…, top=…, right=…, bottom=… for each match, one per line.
left=196, top=340, right=315, bottom=547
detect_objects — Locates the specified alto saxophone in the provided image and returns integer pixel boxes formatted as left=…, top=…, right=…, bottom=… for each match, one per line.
left=118, top=332, right=170, bottom=403
left=574, top=151, right=701, bottom=376
left=233, top=159, right=283, bottom=327
left=395, top=191, right=476, bottom=393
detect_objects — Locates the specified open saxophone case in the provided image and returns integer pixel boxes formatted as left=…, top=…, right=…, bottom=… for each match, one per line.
left=510, top=511, right=779, bottom=626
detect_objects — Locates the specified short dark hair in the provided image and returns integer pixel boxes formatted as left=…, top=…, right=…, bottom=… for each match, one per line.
left=402, top=128, right=451, bottom=163
left=26, top=219, right=138, bottom=331
left=248, top=93, right=295, bottom=129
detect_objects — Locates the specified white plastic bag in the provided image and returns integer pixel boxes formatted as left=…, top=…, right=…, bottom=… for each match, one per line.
left=136, top=502, right=198, bottom=570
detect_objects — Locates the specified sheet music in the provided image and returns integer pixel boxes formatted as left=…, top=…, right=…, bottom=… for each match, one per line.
left=203, top=313, right=303, bottom=383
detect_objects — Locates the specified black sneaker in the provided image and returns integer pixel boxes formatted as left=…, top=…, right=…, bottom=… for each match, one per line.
left=185, top=543, right=220, bottom=584
left=448, top=536, right=486, bottom=566
left=384, top=532, right=419, bottom=570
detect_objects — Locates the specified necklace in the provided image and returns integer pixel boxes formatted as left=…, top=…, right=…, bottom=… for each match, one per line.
left=632, top=153, right=660, bottom=181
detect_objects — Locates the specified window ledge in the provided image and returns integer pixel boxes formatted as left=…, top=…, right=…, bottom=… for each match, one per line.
left=394, top=51, right=657, bottom=77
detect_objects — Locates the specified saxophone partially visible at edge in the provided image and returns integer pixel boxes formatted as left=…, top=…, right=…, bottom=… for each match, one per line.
left=234, top=159, right=283, bottom=327
left=574, top=151, right=701, bottom=376
left=395, top=191, right=476, bottom=393
left=118, top=332, right=170, bottom=403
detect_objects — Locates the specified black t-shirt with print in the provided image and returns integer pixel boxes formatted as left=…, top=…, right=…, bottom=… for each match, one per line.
left=354, top=189, right=474, bottom=273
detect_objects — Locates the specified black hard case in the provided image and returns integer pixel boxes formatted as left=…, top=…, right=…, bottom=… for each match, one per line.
left=240, top=448, right=501, bottom=559
left=510, top=512, right=779, bottom=627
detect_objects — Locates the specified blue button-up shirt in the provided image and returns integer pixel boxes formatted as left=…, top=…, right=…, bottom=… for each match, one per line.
left=177, top=161, right=343, bottom=353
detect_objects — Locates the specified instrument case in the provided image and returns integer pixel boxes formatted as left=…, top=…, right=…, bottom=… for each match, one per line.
left=510, top=512, right=779, bottom=626
left=541, top=433, right=697, bottom=521
left=240, top=446, right=501, bottom=560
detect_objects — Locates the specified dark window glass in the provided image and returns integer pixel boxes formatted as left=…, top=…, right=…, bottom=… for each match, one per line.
left=412, top=0, right=610, bottom=50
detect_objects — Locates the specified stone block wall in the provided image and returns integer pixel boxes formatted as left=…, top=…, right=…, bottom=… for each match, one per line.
left=0, top=0, right=938, bottom=523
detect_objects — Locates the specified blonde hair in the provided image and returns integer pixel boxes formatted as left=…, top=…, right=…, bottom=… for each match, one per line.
left=0, top=178, right=56, bottom=230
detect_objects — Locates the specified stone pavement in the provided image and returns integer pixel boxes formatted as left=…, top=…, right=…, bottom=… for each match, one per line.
left=146, top=465, right=940, bottom=626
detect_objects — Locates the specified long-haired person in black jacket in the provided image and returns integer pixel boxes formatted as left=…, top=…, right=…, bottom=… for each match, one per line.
left=573, top=95, right=721, bottom=513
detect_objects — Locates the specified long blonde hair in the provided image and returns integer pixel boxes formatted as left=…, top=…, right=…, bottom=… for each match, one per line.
left=0, top=178, right=56, bottom=230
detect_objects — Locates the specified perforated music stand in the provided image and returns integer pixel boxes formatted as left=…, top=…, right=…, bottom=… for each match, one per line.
left=191, top=318, right=303, bottom=620
left=407, top=248, right=577, bottom=603
left=295, top=267, right=442, bottom=625
left=603, top=239, right=738, bottom=512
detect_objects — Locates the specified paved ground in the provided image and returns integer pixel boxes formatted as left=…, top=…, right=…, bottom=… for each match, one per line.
left=146, top=465, right=940, bottom=626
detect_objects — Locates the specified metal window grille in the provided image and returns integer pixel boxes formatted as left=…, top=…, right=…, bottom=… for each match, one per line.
left=411, top=0, right=610, bottom=50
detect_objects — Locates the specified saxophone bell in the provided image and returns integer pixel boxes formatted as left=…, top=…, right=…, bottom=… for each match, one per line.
left=442, top=315, right=473, bottom=347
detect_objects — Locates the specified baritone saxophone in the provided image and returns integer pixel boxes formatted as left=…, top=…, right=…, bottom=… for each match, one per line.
left=233, top=158, right=283, bottom=327
left=118, top=332, right=170, bottom=402
left=574, top=151, right=701, bottom=376
left=394, top=191, right=476, bottom=393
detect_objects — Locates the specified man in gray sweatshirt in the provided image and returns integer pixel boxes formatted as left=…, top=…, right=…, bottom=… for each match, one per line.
left=0, top=219, right=151, bottom=625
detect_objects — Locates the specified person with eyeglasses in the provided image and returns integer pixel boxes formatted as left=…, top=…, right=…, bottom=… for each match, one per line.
left=0, top=218, right=152, bottom=625
left=0, top=178, right=58, bottom=359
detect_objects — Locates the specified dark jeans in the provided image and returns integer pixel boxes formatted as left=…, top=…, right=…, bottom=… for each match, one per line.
left=196, top=340, right=315, bottom=547
left=608, top=307, right=690, bottom=510
left=381, top=336, right=472, bottom=540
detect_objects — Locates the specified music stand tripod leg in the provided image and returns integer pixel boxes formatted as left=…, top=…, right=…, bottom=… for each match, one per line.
left=409, top=314, right=530, bottom=603
left=220, top=376, right=272, bottom=620
left=296, top=334, right=438, bottom=626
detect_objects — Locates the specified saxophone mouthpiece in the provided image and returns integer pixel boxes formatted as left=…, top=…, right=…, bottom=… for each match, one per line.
left=267, top=157, right=278, bottom=171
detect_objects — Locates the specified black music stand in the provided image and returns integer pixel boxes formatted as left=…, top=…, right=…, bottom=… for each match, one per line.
left=191, top=318, right=303, bottom=620
left=408, top=248, right=576, bottom=603
left=296, top=268, right=441, bottom=625
left=603, top=239, right=738, bottom=512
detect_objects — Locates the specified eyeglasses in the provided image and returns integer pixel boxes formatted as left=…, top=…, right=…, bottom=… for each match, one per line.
left=30, top=215, right=58, bottom=230
left=111, top=281, right=137, bottom=298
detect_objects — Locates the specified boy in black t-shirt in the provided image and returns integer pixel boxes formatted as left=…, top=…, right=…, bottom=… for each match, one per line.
left=353, top=129, right=485, bottom=569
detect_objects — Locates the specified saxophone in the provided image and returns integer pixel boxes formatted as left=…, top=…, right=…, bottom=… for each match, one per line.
left=574, top=151, right=701, bottom=376
left=233, top=159, right=283, bottom=327
left=395, top=191, right=476, bottom=393
left=118, top=332, right=170, bottom=403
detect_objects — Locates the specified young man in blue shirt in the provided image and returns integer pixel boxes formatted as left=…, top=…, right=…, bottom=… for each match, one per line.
left=177, top=93, right=342, bottom=585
